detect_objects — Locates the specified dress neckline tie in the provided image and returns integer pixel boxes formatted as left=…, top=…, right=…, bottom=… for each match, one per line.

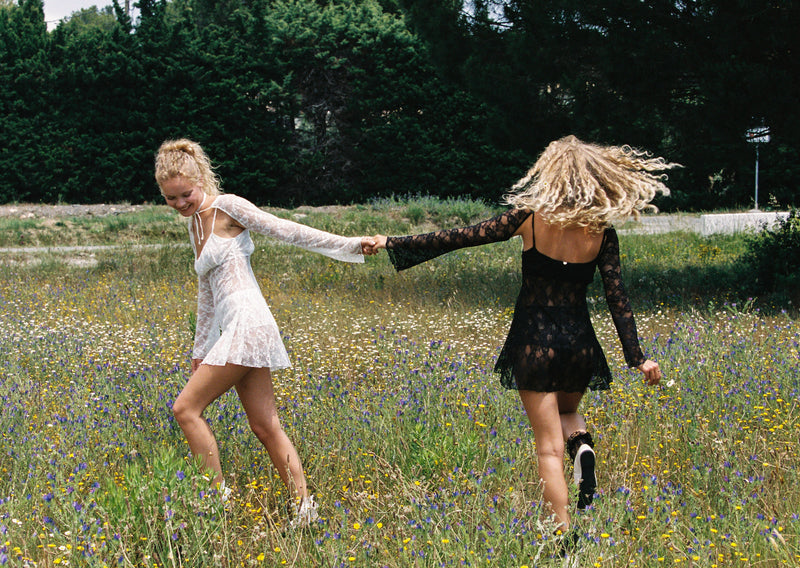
left=193, top=194, right=213, bottom=243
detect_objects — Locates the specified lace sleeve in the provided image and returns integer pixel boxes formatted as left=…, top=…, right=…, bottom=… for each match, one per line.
left=597, top=228, right=646, bottom=368
left=192, top=273, right=216, bottom=360
left=385, top=209, right=531, bottom=271
left=214, top=194, right=364, bottom=263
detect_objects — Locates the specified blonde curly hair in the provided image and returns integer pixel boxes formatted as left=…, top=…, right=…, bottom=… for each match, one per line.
left=154, top=138, right=222, bottom=196
left=504, top=135, right=679, bottom=230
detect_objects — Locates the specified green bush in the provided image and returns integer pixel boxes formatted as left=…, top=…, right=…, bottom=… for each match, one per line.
left=742, top=209, right=800, bottom=297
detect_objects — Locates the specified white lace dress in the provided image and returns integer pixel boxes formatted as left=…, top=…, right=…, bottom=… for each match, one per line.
left=189, top=194, right=363, bottom=369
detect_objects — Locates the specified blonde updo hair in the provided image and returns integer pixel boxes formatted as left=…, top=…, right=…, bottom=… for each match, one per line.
left=504, top=135, right=679, bottom=230
left=154, top=138, right=222, bottom=196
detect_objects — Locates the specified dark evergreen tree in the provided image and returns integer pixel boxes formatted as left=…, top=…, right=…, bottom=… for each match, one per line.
left=682, top=0, right=800, bottom=208
left=261, top=0, right=521, bottom=204
left=57, top=5, right=117, bottom=33
left=0, top=0, right=52, bottom=202
left=396, top=0, right=800, bottom=210
left=4, top=0, right=794, bottom=207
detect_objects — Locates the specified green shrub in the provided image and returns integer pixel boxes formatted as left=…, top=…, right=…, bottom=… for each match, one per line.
left=742, top=209, right=800, bottom=297
left=404, top=203, right=426, bottom=225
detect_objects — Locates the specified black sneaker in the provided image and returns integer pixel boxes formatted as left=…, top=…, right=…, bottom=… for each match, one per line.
left=573, top=444, right=596, bottom=509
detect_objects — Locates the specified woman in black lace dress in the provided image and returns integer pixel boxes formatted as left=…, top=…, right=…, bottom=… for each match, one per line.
left=370, top=135, right=673, bottom=534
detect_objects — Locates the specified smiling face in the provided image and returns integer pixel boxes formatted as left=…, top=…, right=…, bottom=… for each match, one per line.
left=160, top=176, right=207, bottom=217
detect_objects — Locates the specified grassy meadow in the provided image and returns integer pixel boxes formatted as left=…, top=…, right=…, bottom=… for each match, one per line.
left=0, top=197, right=798, bottom=567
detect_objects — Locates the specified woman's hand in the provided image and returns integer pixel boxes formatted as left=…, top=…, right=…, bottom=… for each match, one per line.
left=638, top=359, right=662, bottom=386
left=372, top=235, right=387, bottom=250
left=361, top=235, right=387, bottom=255
left=360, top=236, right=378, bottom=255
left=191, top=358, right=202, bottom=374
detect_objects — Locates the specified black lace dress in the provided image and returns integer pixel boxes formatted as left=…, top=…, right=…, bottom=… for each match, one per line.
left=386, top=209, right=645, bottom=392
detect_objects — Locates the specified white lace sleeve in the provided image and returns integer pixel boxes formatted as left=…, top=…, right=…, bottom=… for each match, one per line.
left=192, top=273, right=216, bottom=360
left=214, top=194, right=364, bottom=263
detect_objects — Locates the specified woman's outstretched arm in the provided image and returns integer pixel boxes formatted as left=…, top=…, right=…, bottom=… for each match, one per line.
left=377, top=208, right=531, bottom=271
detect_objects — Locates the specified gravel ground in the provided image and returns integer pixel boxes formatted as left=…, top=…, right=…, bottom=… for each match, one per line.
left=0, top=203, right=163, bottom=266
left=0, top=203, right=151, bottom=218
left=617, top=215, right=702, bottom=234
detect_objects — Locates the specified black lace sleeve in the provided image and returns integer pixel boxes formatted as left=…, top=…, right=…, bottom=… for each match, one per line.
left=597, top=228, right=646, bottom=368
left=385, top=209, right=531, bottom=271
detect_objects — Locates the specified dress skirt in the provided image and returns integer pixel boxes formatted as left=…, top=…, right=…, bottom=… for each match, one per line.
left=494, top=304, right=613, bottom=393
left=200, top=288, right=292, bottom=370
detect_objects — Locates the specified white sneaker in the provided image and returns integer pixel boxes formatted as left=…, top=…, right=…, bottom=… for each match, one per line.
left=202, top=476, right=233, bottom=503
left=219, top=480, right=233, bottom=503
left=290, top=496, right=319, bottom=529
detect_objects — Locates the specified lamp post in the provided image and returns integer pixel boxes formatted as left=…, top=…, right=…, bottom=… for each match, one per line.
left=745, top=126, right=770, bottom=211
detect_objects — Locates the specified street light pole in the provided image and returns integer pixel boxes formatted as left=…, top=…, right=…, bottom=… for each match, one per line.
left=754, top=142, right=760, bottom=210
left=745, top=126, right=770, bottom=212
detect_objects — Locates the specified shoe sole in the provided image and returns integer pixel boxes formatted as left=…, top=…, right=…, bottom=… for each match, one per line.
left=575, top=445, right=596, bottom=509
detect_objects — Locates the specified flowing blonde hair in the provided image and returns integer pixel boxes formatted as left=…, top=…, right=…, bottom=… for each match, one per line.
left=154, top=139, right=222, bottom=196
left=504, top=135, right=679, bottom=230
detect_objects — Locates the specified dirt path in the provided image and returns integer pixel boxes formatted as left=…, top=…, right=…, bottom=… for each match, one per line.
left=0, top=203, right=171, bottom=266
left=0, top=203, right=150, bottom=218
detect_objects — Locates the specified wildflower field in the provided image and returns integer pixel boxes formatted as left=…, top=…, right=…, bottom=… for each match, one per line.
left=0, top=200, right=798, bottom=567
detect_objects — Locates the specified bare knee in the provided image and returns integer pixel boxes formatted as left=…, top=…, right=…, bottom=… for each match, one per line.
left=172, top=397, right=200, bottom=428
left=249, top=415, right=283, bottom=441
left=536, top=442, right=564, bottom=462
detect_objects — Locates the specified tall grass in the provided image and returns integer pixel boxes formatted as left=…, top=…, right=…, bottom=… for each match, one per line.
left=0, top=197, right=797, bottom=566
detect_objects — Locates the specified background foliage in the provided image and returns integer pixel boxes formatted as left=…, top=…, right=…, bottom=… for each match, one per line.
left=743, top=208, right=800, bottom=302
left=1, top=0, right=797, bottom=208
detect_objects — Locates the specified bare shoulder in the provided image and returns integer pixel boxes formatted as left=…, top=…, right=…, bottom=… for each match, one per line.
left=514, top=211, right=534, bottom=248
left=217, top=208, right=245, bottom=232
left=207, top=196, right=246, bottom=234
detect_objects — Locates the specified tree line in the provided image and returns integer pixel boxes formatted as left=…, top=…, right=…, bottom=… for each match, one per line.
left=1, top=0, right=797, bottom=209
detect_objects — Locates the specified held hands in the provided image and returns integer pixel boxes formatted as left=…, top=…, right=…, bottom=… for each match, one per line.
left=637, top=359, right=662, bottom=386
left=361, top=235, right=387, bottom=255
left=360, top=236, right=378, bottom=255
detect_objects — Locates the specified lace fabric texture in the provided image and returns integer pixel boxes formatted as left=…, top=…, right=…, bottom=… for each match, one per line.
left=386, top=209, right=532, bottom=270
left=190, top=194, right=364, bottom=368
left=386, top=210, right=644, bottom=392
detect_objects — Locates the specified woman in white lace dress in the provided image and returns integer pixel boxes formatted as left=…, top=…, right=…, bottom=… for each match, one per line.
left=155, top=139, right=375, bottom=527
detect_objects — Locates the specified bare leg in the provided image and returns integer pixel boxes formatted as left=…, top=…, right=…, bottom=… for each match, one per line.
left=172, top=363, right=250, bottom=485
left=557, top=391, right=587, bottom=441
left=235, top=367, right=309, bottom=499
left=558, top=390, right=595, bottom=510
left=519, top=390, right=571, bottom=531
